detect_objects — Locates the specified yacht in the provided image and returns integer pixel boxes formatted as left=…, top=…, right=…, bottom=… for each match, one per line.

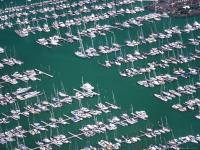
left=37, top=38, right=49, bottom=46
left=0, top=47, right=4, bottom=53
left=15, top=28, right=29, bottom=37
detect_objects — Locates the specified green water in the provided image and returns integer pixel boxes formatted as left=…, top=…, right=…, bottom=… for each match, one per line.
left=0, top=0, right=200, bottom=150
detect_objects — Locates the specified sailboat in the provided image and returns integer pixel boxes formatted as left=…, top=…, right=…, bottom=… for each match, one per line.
left=75, top=30, right=87, bottom=58
left=195, top=105, right=200, bottom=120
left=85, top=37, right=99, bottom=57
left=101, top=53, right=112, bottom=68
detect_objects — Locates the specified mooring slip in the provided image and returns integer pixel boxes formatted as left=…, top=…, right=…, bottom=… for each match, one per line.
left=35, top=69, right=54, bottom=78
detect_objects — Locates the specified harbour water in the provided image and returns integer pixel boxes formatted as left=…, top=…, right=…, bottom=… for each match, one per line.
left=0, top=0, right=199, bottom=149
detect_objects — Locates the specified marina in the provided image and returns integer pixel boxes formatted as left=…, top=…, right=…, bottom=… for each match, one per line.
left=0, top=0, right=199, bottom=149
